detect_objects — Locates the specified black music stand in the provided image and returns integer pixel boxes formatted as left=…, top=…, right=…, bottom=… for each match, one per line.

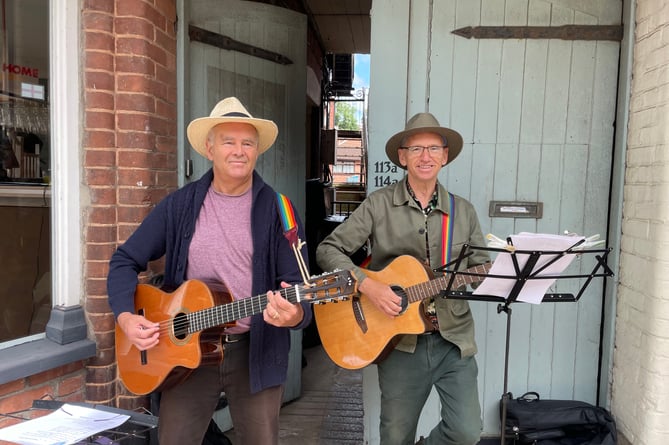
left=435, top=237, right=614, bottom=445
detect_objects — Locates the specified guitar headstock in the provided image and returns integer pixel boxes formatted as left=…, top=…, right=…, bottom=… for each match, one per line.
left=302, top=270, right=357, bottom=303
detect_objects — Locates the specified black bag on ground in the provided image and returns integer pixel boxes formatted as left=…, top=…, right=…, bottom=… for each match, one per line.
left=501, top=392, right=617, bottom=444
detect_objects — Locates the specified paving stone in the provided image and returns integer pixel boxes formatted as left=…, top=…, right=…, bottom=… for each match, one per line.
left=225, top=345, right=364, bottom=444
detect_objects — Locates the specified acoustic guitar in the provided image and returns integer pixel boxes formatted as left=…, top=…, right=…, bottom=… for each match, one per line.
left=314, top=255, right=491, bottom=369
left=115, top=270, right=355, bottom=395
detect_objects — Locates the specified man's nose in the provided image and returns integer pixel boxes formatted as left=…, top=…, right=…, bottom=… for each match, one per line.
left=231, top=142, right=245, bottom=154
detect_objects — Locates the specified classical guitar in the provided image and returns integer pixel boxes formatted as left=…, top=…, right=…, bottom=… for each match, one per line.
left=314, top=255, right=491, bottom=370
left=115, top=270, right=355, bottom=395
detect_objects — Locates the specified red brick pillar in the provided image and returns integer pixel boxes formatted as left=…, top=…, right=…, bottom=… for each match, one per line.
left=82, top=0, right=178, bottom=411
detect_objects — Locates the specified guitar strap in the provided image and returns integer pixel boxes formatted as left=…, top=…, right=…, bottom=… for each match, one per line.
left=276, top=192, right=299, bottom=246
left=275, top=192, right=310, bottom=283
left=423, top=192, right=455, bottom=331
left=441, top=192, right=455, bottom=266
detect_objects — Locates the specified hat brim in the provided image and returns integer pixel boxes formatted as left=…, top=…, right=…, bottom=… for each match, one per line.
left=385, top=126, right=463, bottom=169
left=187, top=116, right=279, bottom=158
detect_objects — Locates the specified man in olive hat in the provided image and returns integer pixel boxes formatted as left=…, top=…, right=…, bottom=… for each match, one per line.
left=107, top=97, right=312, bottom=445
left=317, top=112, right=490, bottom=445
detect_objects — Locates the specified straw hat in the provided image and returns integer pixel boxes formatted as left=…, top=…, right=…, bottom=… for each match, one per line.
left=186, top=97, right=279, bottom=157
left=385, top=112, right=463, bottom=168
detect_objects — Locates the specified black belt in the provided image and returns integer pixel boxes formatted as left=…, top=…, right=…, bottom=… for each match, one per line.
left=222, top=332, right=250, bottom=343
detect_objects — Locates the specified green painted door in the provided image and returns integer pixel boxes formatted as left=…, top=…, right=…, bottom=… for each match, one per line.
left=366, top=0, right=621, bottom=439
left=186, top=0, right=307, bottom=218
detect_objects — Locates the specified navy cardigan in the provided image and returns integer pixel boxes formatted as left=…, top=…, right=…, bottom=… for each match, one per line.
left=107, top=169, right=312, bottom=393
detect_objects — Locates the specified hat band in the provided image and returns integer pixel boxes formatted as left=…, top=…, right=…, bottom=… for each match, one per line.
left=221, top=111, right=251, bottom=118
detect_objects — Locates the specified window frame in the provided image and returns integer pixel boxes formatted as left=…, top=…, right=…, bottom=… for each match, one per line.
left=0, top=0, right=95, bottom=385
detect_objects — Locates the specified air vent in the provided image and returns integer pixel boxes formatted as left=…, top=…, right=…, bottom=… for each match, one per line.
left=326, top=53, right=354, bottom=96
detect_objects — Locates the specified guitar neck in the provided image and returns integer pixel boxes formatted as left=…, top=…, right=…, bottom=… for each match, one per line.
left=406, top=263, right=491, bottom=304
left=186, top=286, right=299, bottom=333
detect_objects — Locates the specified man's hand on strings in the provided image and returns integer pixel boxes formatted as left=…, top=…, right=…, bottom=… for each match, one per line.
left=359, top=277, right=403, bottom=318
left=117, top=312, right=160, bottom=351
left=264, top=281, right=304, bottom=327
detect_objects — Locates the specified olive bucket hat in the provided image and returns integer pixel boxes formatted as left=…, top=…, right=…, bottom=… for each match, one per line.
left=385, top=112, right=463, bottom=168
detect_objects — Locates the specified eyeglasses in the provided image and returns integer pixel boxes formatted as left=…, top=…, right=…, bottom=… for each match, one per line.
left=399, top=145, right=446, bottom=155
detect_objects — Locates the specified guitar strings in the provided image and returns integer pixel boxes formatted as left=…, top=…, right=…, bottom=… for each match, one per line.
left=406, top=263, right=491, bottom=303
left=146, top=283, right=320, bottom=337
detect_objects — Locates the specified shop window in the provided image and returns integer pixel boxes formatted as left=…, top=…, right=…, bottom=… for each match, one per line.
left=0, top=0, right=51, bottom=344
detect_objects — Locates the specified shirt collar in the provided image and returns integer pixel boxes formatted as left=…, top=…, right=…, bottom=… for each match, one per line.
left=406, top=180, right=438, bottom=215
left=392, top=177, right=452, bottom=215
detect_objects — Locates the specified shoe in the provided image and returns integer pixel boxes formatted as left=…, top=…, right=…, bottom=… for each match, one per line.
left=415, top=437, right=426, bottom=445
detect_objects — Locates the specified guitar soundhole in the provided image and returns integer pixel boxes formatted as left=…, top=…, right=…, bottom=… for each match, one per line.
left=173, top=312, right=190, bottom=339
left=390, top=285, right=409, bottom=315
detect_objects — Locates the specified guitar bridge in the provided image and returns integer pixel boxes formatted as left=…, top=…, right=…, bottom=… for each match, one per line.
left=138, top=308, right=148, bottom=365
left=351, top=296, right=368, bottom=333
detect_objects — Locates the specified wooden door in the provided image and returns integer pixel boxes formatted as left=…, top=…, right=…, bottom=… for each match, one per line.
left=185, top=0, right=307, bottom=429
left=187, top=0, right=307, bottom=217
left=366, top=0, right=621, bottom=439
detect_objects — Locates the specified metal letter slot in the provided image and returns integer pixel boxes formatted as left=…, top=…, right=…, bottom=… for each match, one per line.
left=489, top=201, right=543, bottom=218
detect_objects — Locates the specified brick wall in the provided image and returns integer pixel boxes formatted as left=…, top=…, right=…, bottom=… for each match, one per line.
left=0, top=362, right=86, bottom=428
left=613, top=0, right=669, bottom=443
left=82, top=0, right=178, bottom=410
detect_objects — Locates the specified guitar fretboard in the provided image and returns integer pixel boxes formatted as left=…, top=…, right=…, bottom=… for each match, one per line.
left=179, top=270, right=355, bottom=334
left=406, top=263, right=492, bottom=304
left=185, top=287, right=299, bottom=333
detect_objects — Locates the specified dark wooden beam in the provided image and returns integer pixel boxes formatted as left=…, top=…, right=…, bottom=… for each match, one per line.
left=452, top=24, right=623, bottom=41
left=188, top=25, right=293, bottom=65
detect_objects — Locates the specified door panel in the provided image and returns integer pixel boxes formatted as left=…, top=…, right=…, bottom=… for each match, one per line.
left=367, top=0, right=620, bottom=437
left=187, top=0, right=307, bottom=217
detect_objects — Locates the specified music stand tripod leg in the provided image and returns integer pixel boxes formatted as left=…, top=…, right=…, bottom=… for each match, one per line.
left=498, top=303, right=513, bottom=445
left=497, top=251, right=541, bottom=445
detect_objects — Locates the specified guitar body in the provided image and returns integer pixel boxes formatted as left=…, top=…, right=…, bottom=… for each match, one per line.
left=314, top=255, right=432, bottom=370
left=115, top=280, right=232, bottom=395
left=115, top=271, right=357, bottom=395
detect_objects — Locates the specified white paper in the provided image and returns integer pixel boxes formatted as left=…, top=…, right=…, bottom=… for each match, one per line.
left=473, top=232, right=584, bottom=304
left=0, top=404, right=130, bottom=445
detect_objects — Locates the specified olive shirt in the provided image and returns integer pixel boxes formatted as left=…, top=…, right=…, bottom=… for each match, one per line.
left=315, top=177, right=489, bottom=358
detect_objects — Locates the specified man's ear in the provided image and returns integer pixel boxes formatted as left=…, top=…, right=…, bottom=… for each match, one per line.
left=398, top=149, right=407, bottom=167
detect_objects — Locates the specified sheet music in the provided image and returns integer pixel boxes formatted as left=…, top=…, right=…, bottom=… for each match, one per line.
left=0, top=404, right=130, bottom=445
left=473, top=232, right=584, bottom=304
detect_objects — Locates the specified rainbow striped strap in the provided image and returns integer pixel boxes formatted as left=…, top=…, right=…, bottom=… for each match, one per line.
left=441, top=193, right=455, bottom=265
left=276, top=192, right=299, bottom=247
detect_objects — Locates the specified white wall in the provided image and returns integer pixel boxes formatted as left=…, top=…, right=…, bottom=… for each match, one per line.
left=612, top=0, right=669, bottom=443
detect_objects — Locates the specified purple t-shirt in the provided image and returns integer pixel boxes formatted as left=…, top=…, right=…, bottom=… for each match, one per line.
left=187, top=185, right=254, bottom=333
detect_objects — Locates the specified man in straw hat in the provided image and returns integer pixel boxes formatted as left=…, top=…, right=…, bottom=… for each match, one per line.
left=107, top=97, right=312, bottom=445
left=317, top=112, right=490, bottom=445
